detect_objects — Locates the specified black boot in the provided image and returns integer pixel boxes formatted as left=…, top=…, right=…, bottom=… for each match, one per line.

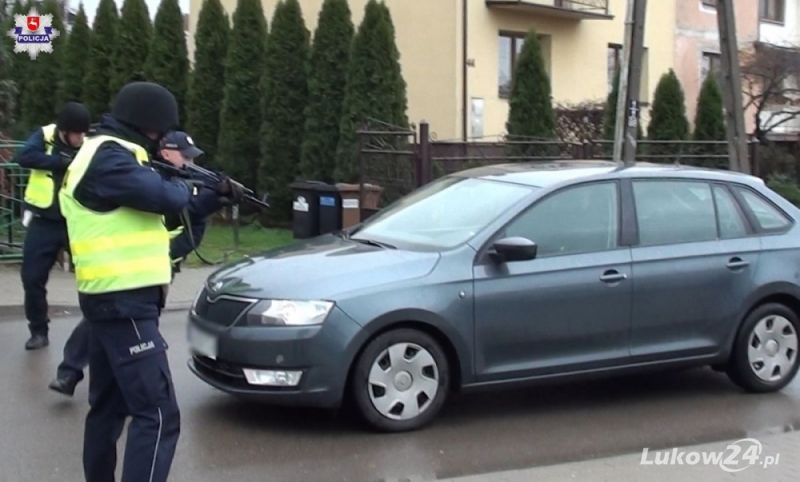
left=48, top=377, right=78, bottom=397
left=25, top=334, right=49, bottom=350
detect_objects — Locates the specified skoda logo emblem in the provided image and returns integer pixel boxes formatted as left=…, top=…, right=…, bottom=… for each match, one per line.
left=211, top=281, right=224, bottom=292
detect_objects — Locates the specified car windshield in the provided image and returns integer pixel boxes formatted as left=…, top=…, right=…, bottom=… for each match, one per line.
left=350, top=176, right=536, bottom=249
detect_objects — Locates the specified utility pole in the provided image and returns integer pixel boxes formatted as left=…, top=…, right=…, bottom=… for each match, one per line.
left=613, top=0, right=648, bottom=166
left=716, top=0, right=750, bottom=173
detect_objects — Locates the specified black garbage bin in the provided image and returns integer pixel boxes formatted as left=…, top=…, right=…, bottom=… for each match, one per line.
left=316, top=185, right=343, bottom=235
left=290, top=181, right=327, bottom=239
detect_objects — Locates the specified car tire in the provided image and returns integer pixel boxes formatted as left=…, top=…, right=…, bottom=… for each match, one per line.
left=350, top=328, right=450, bottom=433
left=726, top=303, right=800, bottom=393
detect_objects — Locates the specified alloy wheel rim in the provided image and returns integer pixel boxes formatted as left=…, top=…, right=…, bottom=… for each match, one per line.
left=367, top=342, right=439, bottom=420
left=747, top=315, right=798, bottom=382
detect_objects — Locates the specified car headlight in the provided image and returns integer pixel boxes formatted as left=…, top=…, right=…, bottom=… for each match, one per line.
left=245, top=300, right=334, bottom=326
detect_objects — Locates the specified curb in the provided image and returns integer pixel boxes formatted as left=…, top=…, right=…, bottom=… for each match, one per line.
left=0, top=302, right=195, bottom=320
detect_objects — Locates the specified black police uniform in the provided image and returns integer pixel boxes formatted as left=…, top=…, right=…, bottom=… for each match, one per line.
left=16, top=102, right=91, bottom=350
left=69, top=82, right=192, bottom=482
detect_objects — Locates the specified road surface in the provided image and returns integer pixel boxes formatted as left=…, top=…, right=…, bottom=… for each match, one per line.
left=1, top=312, right=798, bottom=482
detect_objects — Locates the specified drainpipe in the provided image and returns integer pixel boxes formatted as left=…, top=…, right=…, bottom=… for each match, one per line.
left=462, top=0, right=469, bottom=141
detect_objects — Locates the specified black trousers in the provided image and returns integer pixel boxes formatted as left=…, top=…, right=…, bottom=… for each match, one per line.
left=83, top=316, right=180, bottom=482
left=56, top=317, right=90, bottom=383
left=56, top=271, right=177, bottom=384
left=20, top=216, right=69, bottom=337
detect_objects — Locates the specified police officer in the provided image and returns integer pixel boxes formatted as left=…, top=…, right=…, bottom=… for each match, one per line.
left=58, top=82, right=200, bottom=482
left=47, top=130, right=239, bottom=396
left=17, top=102, right=91, bottom=350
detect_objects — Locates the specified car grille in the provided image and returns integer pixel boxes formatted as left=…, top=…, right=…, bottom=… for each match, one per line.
left=193, top=356, right=250, bottom=388
left=192, top=288, right=254, bottom=327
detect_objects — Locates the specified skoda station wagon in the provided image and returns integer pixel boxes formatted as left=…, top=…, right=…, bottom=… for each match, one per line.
left=187, top=160, right=800, bottom=433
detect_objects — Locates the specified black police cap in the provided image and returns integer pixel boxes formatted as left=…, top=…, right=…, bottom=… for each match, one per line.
left=111, top=82, right=179, bottom=135
left=56, top=102, right=91, bottom=133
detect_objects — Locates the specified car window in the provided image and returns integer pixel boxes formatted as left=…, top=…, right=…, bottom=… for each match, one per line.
left=505, top=182, right=619, bottom=257
left=351, top=176, right=536, bottom=249
left=633, top=180, right=717, bottom=246
left=713, top=185, right=748, bottom=239
left=736, top=188, right=791, bottom=231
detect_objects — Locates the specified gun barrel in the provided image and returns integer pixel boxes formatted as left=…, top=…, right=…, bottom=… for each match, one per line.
left=244, top=195, right=270, bottom=209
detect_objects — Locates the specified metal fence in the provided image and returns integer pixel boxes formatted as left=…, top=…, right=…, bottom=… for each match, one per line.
left=0, top=140, right=27, bottom=262
left=357, top=120, right=765, bottom=209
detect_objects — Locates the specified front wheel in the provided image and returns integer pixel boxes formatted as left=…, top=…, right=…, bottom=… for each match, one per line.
left=727, top=303, right=800, bottom=393
left=350, top=328, right=450, bottom=432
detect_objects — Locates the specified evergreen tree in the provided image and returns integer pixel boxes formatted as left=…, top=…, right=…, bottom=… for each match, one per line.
left=299, top=0, right=354, bottom=182
left=58, top=3, right=91, bottom=105
left=647, top=69, right=690, bottom=160
left=693, top=74, right=725, bottom=141
left=335, top=0, right=408, bottom=183
left=186, top=0, right=229, bottom=166
left=4, top=0, right=28, bottom=135
left=216, top=0, right=268, bottom=183
left=22, top=0, right=66, bottom=129
left=260, top=0, right=309, bottom=220
left=144, top=0, right=189, bottom=126
left=693, top=73, right=727, bottom=168
left=505, top=27, right=555, bottom=158
left=110, top=0, right=152, bottom=95
left=0, top=29, right=17, bottom=133
left=82, top=0, right=118, bottom=121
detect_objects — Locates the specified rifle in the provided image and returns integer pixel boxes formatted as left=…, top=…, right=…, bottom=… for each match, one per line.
left=149, top=159, right=271, bottom=267
left=150, top=159, right=270, bottom=210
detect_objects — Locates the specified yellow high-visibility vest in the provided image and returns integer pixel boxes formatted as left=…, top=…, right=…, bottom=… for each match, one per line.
left=59, top=135, right=173, bottom=294
left=23, top=124, right=59, bottom=209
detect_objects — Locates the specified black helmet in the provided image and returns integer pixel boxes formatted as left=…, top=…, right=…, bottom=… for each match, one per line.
left=56, top=102, right=91, bottom=133
left=110, top=82, right=179, bottom=134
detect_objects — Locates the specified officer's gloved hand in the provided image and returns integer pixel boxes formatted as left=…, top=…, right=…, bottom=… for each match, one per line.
left=216, top=177, right=245, bottom=204
left=59, top=151, right=75, bottom=168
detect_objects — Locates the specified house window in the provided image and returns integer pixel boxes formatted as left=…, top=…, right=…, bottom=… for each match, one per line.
left=701, top=52, right=721, bottom=80
left=701, top=0, right=717, bottom=8
left=498, top=32, right=551, bottom=98
left=498, top=33, right=525, bottom=98
left=608, top=43, right=622, bottom=94
left=607, top=43, right=650, bottom=103
left=760, top=0, right=785, bottom=23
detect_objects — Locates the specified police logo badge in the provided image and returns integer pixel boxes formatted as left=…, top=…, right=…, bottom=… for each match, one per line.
left=6, top=7, right=60, bottom=60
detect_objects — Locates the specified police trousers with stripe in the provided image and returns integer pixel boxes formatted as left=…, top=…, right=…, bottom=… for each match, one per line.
left=83, top=316, right=180, bottom=482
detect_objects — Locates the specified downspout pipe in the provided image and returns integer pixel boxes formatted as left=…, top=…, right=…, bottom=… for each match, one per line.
left=462, top=0, right=469, bottom=141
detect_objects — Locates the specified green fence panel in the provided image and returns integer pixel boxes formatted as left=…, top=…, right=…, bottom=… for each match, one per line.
left=1, top=141, right=29, bottom=262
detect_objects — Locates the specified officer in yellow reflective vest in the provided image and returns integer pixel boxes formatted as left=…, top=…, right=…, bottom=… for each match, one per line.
left=48, top=131, right=240, bottom=397
left=59, top=82, right=194, bottom=482
left=16, top=102, right=91, bottom=350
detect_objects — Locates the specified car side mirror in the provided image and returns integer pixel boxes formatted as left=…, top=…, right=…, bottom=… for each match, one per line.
left=490, top=237, right=538, bottom=262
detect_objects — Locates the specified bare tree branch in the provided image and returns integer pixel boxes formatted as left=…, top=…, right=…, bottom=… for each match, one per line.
left=740, top=40, right=800, bottom=140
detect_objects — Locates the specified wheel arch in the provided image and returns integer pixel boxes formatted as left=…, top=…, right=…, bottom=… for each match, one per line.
left=726, top=282, right=800, bottom=356
left=344, top=312, right=470, bottom=398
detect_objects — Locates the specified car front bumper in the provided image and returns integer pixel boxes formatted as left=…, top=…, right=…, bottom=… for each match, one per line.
left=186, top=305, right=368, bottom=408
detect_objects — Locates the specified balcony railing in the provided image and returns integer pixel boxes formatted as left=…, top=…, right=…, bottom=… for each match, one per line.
left=486, top=0, right=612, bottom=20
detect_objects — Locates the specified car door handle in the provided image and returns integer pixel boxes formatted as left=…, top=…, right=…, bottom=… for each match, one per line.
left=600, top=270, right=627, bottom=283
left=726, top=257, right=750, bottom=270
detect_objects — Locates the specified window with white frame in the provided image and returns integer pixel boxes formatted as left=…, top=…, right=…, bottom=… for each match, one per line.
left=760, top=0, right=785, bottom=23
left=701, top=52, right=722, bottom=80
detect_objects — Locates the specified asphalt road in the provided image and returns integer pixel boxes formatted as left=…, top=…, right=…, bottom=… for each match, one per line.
left=1, top=312, right=799, bottom=482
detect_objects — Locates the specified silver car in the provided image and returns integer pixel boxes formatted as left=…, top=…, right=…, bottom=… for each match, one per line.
left=188, top=160, right=800, bottom=432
